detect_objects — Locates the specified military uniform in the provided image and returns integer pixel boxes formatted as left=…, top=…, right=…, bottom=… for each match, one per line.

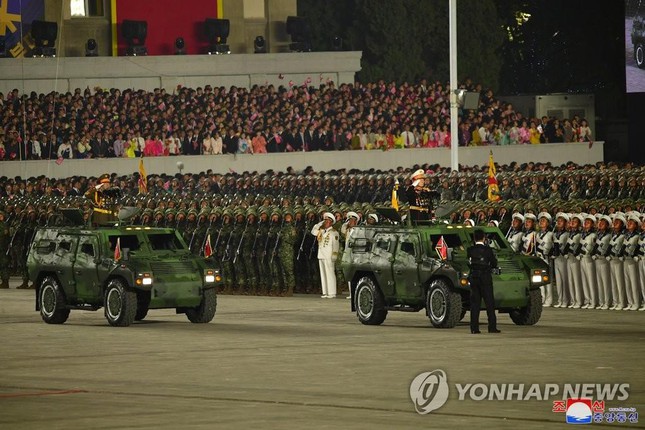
left=623, top=213, right=641, bottom=310
left=593, top=215, right=613, bottom=310
left=578, top=214, right=597, bottom=309
left=505, top=213, right=524, bottom=253
left=535, top=212, right=554, bottom=306
left=608, top=214, right=626, bottom=310
left=521, top=213, right=537, bottom=256
left=267, top=207, right=284, bottom=296
left=639, top=220, right=645, bottom=311
left=279, top=209, right=297, bottom=296
left=565, top=214, right=583, bottom=308
left=311, top=212, right=340, bottom=298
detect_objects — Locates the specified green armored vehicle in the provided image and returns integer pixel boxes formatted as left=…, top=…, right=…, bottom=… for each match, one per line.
left=27, top=209, right=221, bottom=326
left=341, top=210, right=549, bottom=328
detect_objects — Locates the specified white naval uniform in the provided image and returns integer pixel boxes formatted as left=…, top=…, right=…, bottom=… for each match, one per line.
left=578, top=230, right=597, bottom=308
left=623, top=231, right=641, bottom=310
left=565, top=230, right=583, bottom=308
left=506, top=229, right=524, bottom=253
left=639, top=233, right=645, bottom=311
left=593, top=231, right=612, bottom=309
left=535, top=229, right=554, bottom=306
left=608, top=231, right=626, bottom=309
left=311, top=221, right=340, bottom=297
left=553, top=229, right=570, bottom=307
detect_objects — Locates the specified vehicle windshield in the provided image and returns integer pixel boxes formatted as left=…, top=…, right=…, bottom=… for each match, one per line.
left=108, top=234, right=141, bottom=252
left=467, top=230, right=509, bottom=251
left=147, top=233, right=186, bottom=251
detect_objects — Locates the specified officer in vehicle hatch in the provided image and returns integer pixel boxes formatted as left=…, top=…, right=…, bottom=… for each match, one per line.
left=467, top=229, right=500, bottom=334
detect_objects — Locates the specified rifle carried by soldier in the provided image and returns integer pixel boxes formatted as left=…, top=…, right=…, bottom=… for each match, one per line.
left=233, top=217, right=249, bottom=264
left=270, top=217, right=285, bottom=264
left=6, top=213, right=25, bottom=257
left=261, top=222, right=274, bottom=265
left=188, top=214, right=203, bottom=252
left=222, top=218, right=238, bottom=262
left=296, top=220, right=311, bottom=261
left=250, top=219, right=262, bottom=259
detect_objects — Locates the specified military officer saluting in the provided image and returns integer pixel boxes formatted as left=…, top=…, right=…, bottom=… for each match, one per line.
left=506, top=213, right=524, bottom=253
left=578, top=214, right=598, bottom=309
left=311, top=212, right=340, bottom=298
left=405, top=169, right=439, bottom=223
left=623, top=212, right=641, bottom=311
left=593, top=214, right=613, bottom=310
left=535, top=212, right=554, bottom=306
left=552, top=212, right=570, bottom=308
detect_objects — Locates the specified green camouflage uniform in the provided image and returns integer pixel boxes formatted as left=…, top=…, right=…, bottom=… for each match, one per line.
left=279, top=209, right=297, bottom=296
left=242, top=208, right=259, bottom=294
left=0, top=212, right=9, bottom=288
left=231, top=210, right=249, bottom=294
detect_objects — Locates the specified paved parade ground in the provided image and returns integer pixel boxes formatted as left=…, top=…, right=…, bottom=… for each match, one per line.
left=1, top=279, right=644, bottom=430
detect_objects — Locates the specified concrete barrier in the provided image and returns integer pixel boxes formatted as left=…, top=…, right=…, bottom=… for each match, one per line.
left=0, top=142, right=604, bottom=179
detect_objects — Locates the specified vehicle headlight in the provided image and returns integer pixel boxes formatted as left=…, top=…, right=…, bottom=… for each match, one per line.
left=136, top=273, right=153, bottom=286
left=531, top=269, right=548, bottom=284
left=531, top=275, right=542, bottom=283
left=204, top=269, right=220, bottom=283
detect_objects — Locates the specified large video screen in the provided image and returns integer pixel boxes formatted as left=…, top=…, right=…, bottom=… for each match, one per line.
left=626, top=0, right=645, bottom=92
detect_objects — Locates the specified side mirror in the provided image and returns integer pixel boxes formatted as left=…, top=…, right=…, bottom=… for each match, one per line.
left=447, top=248, right=455, bottom=261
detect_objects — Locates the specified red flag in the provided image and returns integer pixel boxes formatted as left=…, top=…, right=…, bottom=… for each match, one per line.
left=114, top=238, right=121, bottom=261
left=435, top=236, right=448, bottom=260
left=203, top=234, right=213, bottom=258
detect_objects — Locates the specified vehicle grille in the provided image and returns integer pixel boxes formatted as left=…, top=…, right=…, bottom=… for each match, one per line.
left=150, top=261, right=197, bottom=275
left=497, top=260, right=523, bottom=274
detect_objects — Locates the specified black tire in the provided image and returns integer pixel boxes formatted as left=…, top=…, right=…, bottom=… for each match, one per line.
left=354, top=276, right=387, bottom=325
left=637, top=43, right=645, bottom=69
left=426, top=278, right=462, bottom=328
left=39, top=276, right=70, bottom=324
left=135, top=292, right=150, bottom=321
left=104, top=279, right=137, bottom=327
left=509, top=289, right=543, bottom=326
left=186, top=288, right=217, bottom=323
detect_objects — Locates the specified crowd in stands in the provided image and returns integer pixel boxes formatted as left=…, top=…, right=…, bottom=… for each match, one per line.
left=0, top=79, right=594, bottom=161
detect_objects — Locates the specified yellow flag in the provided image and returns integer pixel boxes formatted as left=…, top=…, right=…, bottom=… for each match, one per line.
left=138, top=157, right=147, bottom=195
left=487, top=151, right=500, bottom=201
left=391, top=180, right=399, bottom=211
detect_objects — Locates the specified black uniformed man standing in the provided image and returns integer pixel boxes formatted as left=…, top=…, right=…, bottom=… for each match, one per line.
left=467, top=229, right=500, bottom=334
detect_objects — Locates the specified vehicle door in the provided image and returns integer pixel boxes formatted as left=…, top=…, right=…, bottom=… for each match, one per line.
left=73, top=235, right=101, bottom=300
left=54, top=234, right=79, bottom=298
left=370, top=232, right=397, bottom=298
left=393, top=232, right=422, bottom=298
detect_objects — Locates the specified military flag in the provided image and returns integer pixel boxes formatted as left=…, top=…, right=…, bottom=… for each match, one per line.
left=391, top=179, right=399, bottom=211
left=114, top=237, right=121, bottom=261
left=435, top=235, right=448, bottom=260
left=203, top=234, right=213, bottom=258
left=487, top=150, right=500, bottom=201
left=138, top=157, right=147, bottom=194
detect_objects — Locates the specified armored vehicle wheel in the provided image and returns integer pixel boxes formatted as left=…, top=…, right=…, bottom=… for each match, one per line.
left=355, top=276, right=387, bottom=325
left=104, top=279, right=137, bottom=327
left=186, top=288, right=217, bottom=323
left=135, top=292, right=150, bottom=321
left=39, top=276, right=70, bottom=324
left=509, top=289, right=542, bottom=326
left=427, top=278, right=462, bottom=328
left=637, top=43, right=645, bottom=69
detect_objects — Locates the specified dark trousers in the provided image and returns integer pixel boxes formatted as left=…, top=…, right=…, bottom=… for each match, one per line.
left=470, top=275, right=497, bottom=331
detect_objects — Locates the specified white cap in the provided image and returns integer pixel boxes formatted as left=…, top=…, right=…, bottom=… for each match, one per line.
left=411, top=169, right=425, bottom=179
left=346, top=211, right=360, bottom=221
left=614, top=214, right=626, bottom=225
left=538, top=212, right=552, bottom=223
left=464, top=218, right=475, bottom=227
left=584, top=213, right=597, bottom=223
left=488, top=220, right=499, bottom=227
left=555, top=212, right=570, bottom=222
left=512, top=213, right=525, bottom=222
left=628, top=213, right=641, bottom=224
left=323, top=212, right=335, bottom=222
left=598, top=215, right=612, bottom=224
left=524, top=213, right=537, bottom=221
left=573, top=213, right=585, bottom=224
left=368, top=213, right=378, bottom=223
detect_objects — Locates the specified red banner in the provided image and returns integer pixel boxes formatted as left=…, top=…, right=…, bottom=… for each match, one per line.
left=113, top=0, right=220, bottom=56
